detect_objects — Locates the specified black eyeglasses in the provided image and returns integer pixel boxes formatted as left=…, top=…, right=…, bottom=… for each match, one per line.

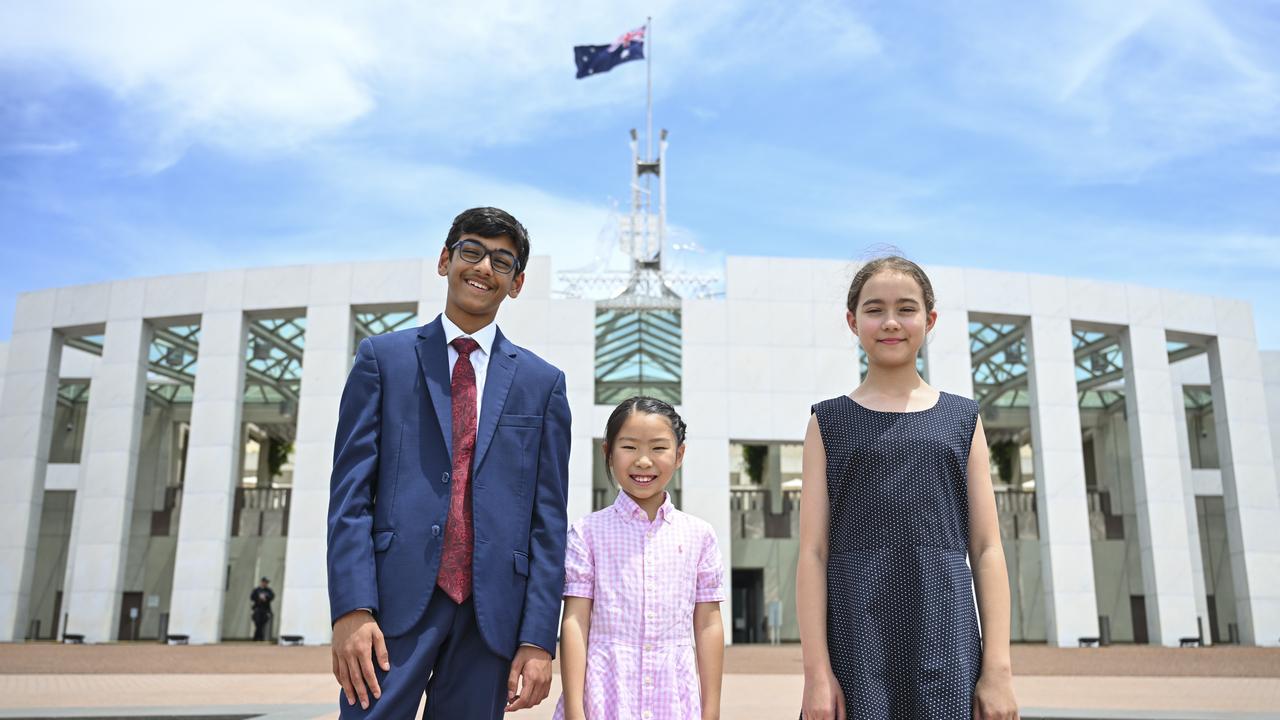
left=452, top=239, right=519, bottom=275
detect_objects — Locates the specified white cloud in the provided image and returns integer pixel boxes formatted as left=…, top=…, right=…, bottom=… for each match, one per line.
left=919, top=0, right=1280, bottom=178
left=0, top=0, right=880, bottom=169
left=0, top=140, right=79, bottom=156
left=0, top=1, right=376, bottom=168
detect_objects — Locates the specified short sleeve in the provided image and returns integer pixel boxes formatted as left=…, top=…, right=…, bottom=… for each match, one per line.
left=562, top=521, right=595, bottom=599
left=694, top=526, right=726, bottom=603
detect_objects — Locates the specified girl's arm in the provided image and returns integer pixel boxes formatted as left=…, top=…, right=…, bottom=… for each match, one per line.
left=967, top=416, right=1019, bottom=719
left=558, top=597, right=592, bottom=720
left=693, top=601, right=723, bottom=720
left=797, top=414, right=845, bottom=720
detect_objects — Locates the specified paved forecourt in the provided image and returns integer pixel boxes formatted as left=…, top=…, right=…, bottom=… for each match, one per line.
left=0, top=645, right=1278, bottom=719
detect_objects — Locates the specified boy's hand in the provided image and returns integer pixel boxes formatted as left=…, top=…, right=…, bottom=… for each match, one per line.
left=505, top=645, right=552, bottom=711
left=331, top=610, right=390, bottom=710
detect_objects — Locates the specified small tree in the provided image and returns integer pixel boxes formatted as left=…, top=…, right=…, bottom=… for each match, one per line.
left=267, top=439, right=294, bottom=482
left=990, top=440, right=1018, bottom=485
left=742, top=444, right=768, bottom=485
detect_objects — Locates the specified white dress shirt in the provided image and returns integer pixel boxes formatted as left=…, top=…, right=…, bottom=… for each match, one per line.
left=440, top=313, right=497, bottom=424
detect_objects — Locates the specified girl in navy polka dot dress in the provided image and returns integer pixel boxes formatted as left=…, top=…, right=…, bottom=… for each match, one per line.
left=797, top=257, right=1019, bottom=720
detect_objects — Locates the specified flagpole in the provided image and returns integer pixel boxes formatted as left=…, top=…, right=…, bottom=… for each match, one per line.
left=645, top=16, right=653, bottom=162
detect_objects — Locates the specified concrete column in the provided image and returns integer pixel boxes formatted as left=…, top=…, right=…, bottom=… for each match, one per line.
left=0, top=293, right=62, bottom=641
left=281, top=283, right=352, bottom=645
left=681, top=430, right=733, bottom=646
left=1025, top=314, right=1099, bottom=646
left=1169, top=372, right=1212, bottom=643
left=169, top=280, right=247, bottom=643
left=1207, top=321, right=1280, bottom=646
left=565, top=390, right=594, bottom=529
left=63, top=314, right=151, bottom=642
left=923, top=268, right=975, bottom=398
left=765, top=445, right=784, bottom=514
left=1120, top=313, right=1200, bottom=645
left=1264, top=352, right=1280, bottom=500
left=925, top=310, right=975, bottom=398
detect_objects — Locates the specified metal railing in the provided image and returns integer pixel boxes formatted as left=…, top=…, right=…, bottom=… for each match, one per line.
left=995, top=489, right=1124, bottom=541
left=232, top=487, right=292, bottom=536
left=731, top=486, right=801, bottom=539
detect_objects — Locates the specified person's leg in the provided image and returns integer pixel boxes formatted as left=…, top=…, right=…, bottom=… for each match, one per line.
left=339, top=591, right=456, bottom=719
left=424, top=598, right=511, bottom=720
left=253, top=617, right=264, bottom=641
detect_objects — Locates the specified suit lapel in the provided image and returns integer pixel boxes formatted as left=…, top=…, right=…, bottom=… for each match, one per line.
left=473, top=328, right=517, bottom=471
left=415, top=316, right=453, bottom=460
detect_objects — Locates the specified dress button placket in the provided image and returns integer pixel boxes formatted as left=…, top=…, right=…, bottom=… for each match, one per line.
left=640, top=519, right=651, bottom=720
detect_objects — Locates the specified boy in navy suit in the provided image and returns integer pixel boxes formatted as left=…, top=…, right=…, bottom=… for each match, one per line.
left=328, top=207, right=571, bottom=718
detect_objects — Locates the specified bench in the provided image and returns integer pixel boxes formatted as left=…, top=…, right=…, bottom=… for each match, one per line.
left=62, top=634, right=84, bottom=644
left=166, top=634, right=190, bottom=645
left=1077, top=636, right=1100, bottom=647
left=279, top=634, right=304, bottom=646
left=1179, top=636, right=1202, bottom=647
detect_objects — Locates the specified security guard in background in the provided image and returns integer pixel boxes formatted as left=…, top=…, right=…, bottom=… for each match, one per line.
left=250, top=577, right=275, bottom=641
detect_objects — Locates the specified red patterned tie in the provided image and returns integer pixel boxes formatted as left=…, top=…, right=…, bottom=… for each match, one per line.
left=438, top=337, right=480, bottom=603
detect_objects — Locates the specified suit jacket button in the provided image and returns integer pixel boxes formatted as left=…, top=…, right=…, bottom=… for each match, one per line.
left=442, top=472, right=450, bottom=484
left=431, top=524, right=441, bottom=537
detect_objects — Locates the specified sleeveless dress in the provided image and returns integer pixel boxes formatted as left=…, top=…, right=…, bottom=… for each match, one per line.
left=807, top=392, right=983, bottom=719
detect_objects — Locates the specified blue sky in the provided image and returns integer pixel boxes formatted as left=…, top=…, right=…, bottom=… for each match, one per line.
left=2, top=1, right=1278, bottom=347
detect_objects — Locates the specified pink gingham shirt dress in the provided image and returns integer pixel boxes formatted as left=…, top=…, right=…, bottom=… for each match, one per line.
left=552, top=491, right=726, bottom=720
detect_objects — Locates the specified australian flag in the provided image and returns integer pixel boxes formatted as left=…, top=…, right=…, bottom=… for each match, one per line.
left=574, top=26, right=645, bottom=79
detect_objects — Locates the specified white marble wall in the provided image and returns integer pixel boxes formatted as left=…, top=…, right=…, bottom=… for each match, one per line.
left=0, top=342, right=8, bottom=414
left=279, top=264, right=358, bottom=645
left=4, top=258, right=1279, bottom=647
left=169, top=275, right=250, bottom=644
left=924, top=266, right=975, bottom=398
left=1169, top=364, right=1213, bottom=642
left=1207, top=307, right=1280, bottom=646
left=1263, top=351, right=1280, bottom=500
left=0, top=293, right=62, bottom=642
left=62, top=312, right=151, bottom=643
left=1024, top=309, right=1101, bottom=647
left=1120, top=288, right=1201, bottom=645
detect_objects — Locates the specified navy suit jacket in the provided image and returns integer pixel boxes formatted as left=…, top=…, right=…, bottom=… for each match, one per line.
left=327, top=315, right=570, bottom=658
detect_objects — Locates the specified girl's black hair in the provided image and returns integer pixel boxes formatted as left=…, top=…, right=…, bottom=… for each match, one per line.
left=603, top=396, right=688, bottom=465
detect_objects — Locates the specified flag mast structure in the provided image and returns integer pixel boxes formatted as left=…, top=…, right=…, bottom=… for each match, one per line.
left=590, top=17, right=683, bottom=407
left=559, top=20, right=719, bottom=306
left=610, top=16, right=675, bottom=310
left=562, top=18, right=720, bottom=407
left=646, top=16, right=653, bottom=170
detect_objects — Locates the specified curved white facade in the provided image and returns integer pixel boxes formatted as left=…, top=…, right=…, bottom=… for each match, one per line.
left=1, top=256, right=1277, bottom=647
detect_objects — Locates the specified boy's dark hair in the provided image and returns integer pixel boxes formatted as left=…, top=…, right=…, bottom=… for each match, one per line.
left=603, top=396, right=688, bottom=466
left=444, top=207, right=531, bottom=274
left=846, top=255, right=936, bottom=315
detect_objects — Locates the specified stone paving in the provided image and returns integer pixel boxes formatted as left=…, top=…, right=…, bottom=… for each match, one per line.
left=0, top=643, right=1276, bottom=719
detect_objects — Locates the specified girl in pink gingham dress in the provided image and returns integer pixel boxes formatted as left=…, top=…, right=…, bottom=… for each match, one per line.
left=554, top=397, right=725, bottom=720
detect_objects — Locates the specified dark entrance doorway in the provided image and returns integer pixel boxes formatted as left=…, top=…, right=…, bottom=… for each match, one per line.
left=731, top=568, right=764, bottom=644
left=118, top=591, right=144, bottom=641
left=1130, top=595, right=1149, bottom=645
left=52, top=591, right=63, bottom=641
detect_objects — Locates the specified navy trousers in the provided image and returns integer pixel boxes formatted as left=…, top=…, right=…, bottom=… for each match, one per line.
left=339, top=592, right=510, bottom=719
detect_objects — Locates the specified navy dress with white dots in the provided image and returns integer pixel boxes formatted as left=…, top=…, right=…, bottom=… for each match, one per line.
left=808, top=391, right=983, bottom=719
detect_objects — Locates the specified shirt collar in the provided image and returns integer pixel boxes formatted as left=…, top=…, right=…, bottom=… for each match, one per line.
left=611, top=489, right=675, bottom=525
left=440, top=313, right=497, bottom=358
